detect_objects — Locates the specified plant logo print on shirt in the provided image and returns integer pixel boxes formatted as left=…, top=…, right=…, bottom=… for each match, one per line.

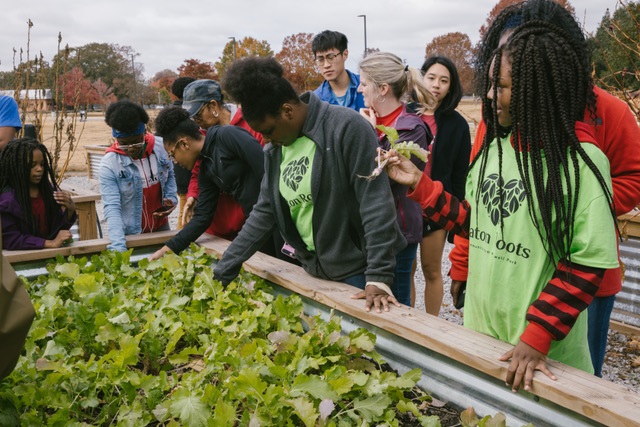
left=480, top=173, right=526, bottom=225
left=282, top=157, right=310, bottom=191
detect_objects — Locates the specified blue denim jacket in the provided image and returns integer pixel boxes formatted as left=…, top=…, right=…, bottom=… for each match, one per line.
left=313, top=69, right=365, bottom=111
left=99, top=137, right=177, bottom=251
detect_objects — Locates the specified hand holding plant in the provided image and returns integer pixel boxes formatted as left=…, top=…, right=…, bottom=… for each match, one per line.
left=382, top=149, right=424, bottom=190
left=359, top=125, right=428, bottom=181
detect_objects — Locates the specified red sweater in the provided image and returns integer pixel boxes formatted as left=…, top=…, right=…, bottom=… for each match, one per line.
left=449, top=87, right=640, bottom=297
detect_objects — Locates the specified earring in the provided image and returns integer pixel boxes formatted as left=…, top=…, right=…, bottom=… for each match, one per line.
left=376, top=94, right=386, bottom=103
left=213, top=110, right=219, bottom=118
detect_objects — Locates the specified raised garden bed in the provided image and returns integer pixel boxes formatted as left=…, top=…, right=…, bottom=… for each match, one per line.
left=3, top=233, right=640, bottom=426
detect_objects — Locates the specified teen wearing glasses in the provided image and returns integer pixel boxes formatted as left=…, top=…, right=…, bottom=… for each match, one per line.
left=99, top=100, right=178, bottom=251
left=311, top=30, right=365, bottom=111
left=148, top=105, right=278, bottom=261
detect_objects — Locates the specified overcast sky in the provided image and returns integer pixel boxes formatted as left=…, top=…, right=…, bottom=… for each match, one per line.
left=1, top=0, right=617, bottom=81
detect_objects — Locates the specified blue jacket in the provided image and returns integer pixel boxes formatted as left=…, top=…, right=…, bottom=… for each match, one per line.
left=0, top=96, right=21, bottom=130
left=313, top=70, right=365, bottom=111
left=99, top=136, right=177, bottom=251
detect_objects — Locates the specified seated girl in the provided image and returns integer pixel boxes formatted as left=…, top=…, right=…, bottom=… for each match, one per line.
left=0, top=138, right=77, bottom=249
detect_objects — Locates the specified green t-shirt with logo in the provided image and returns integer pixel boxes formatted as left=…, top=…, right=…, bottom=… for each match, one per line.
left=465, top=137, right=618, bottom=373
left=279, top=136, right=317, bottom=251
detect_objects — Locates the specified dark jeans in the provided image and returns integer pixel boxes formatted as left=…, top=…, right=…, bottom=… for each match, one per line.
left=343, top=274, right=366, bottom=290
left=392, top=243, right=418, bottom=306
left=587, top=294, right=616, bottom=377
left=342, top=244, right=417, bottom=306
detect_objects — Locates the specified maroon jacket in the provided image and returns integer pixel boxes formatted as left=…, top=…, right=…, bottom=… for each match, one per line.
left=0, top=189, right=76, bottom=250
left=379, top=106, right=431, bottom=244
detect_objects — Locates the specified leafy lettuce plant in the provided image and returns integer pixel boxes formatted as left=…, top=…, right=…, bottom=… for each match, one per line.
left=0, top=246, right=440, bottom=426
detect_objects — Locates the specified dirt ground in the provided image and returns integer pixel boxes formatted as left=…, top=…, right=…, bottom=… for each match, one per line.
left=34, top=100, right=483, bottom=175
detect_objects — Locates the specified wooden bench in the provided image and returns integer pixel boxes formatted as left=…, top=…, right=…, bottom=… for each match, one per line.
left=84, top=144, right=108, bottom=181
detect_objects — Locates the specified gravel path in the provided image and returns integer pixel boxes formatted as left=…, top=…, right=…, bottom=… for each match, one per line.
left=62, top=174, right=639, bottom=394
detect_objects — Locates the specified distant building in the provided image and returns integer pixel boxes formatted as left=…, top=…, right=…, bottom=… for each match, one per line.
left=0, top=89, right=54, bottom=112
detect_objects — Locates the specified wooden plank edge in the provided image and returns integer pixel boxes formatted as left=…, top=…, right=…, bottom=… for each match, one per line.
left=610, top=319, right=640, bottom=337
left=198, top=236, right=640, bottom=427
left=59, top=184, right=101, bottom=203
left=618, top=210, right=640, bottom=238
left=4, top=230, right=177, bottom=264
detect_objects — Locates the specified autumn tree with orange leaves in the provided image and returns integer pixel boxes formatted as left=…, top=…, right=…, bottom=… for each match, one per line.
left=424, top=32, right=475, bottom=95
left=275, top=33, right=323, bottom=93
left=215, top=37, right=273, bottom=80
left=151, top=69, right=178, bottom=92
left=177, top=59, right=217, bottom=80
left=60, top=67, right=100, bottom=108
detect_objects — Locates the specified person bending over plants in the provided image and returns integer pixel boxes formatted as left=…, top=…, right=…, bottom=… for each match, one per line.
left=380, top=20, right=618, bottom=391
left=213, top=56, right=406, bottom=313
left=178, top=79, right=265, bottom=227
left=149, top=106, right=278, bottom=260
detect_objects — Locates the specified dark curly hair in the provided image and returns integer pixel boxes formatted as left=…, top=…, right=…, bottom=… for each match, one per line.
left=0, top=138, right=60, bottom=236
left=471, top=20, right=615, bottom=266
left=105, top=100, right=149, bottom=132
left=421, top=55, right=463, bottom=116
left=222, top=56, right=299, bottom=123
left=154, top=106, right=201, bottom=145
left=171, top=77, right=196, bottom=99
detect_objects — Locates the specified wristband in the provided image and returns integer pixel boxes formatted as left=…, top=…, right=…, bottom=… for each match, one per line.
left=365, top=281, right=395, bottom=298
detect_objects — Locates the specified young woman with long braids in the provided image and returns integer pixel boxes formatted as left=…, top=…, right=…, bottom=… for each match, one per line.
left=357, top=52, right=434, bottom=306
left=448, top=0, right=640, bottom=378
left=0, top=138, right=76, bottom=249
left=381, top=20, right=618, bottom=392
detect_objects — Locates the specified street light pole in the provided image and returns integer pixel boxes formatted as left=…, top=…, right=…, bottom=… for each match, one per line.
left=228, top=37, right=237, bottom=61
left=357, top=15, right=367, bottom=57
left=130, top=54, right=137, bottom=104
